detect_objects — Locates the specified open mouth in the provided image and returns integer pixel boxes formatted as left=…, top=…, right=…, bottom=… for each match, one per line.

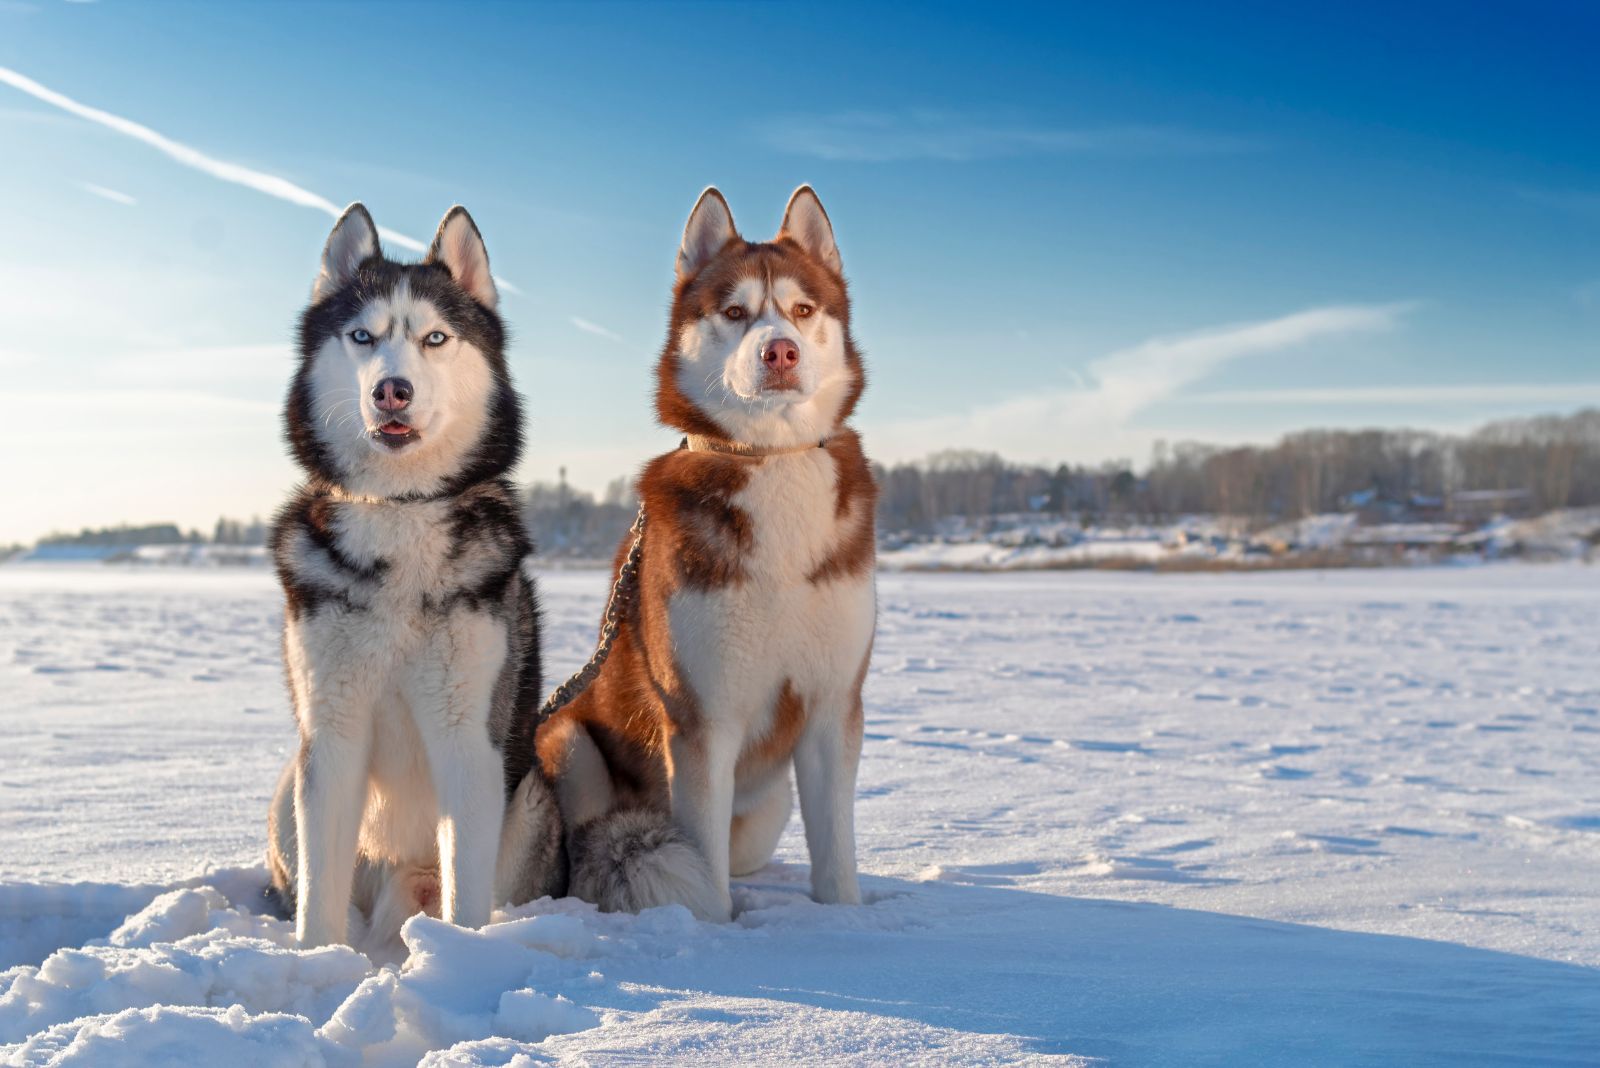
left=371, top=421, right=420, bottom=449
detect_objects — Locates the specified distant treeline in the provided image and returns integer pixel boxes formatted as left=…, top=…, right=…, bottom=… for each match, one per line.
left=523, top=473, right=639, bottom=560
left=877, top=409, right=1600, bottom=531
left=38, top=523, right=204, bottom=547
left=28, top=410, right=1599, bottom=558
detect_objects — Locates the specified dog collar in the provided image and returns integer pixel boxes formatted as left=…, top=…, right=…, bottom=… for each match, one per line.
left=322, top=484, right=457, bottom=506
left=681, top=434, right=829, bottom=457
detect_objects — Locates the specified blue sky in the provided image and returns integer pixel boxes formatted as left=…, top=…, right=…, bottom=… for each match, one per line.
left=1, top=0, right=1597, bottom=541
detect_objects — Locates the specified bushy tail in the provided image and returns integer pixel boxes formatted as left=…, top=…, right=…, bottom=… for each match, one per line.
left=567, top=809, right=724, bottom=921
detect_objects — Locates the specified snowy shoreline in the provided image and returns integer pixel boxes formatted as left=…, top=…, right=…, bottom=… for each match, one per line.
left=15, top=504, right=1598, bottom=576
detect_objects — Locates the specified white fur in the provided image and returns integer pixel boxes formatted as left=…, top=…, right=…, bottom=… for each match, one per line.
left=780, top=185, right=842, bottom=275
left=546, top=722, right=616, bottom=828
left=569, top=810, right=724, bottom=921
left=285, top=500, right=511, bottom=947
left=673, top=278, right=854, bottom=449
left=671, top=186, right=855, bottom=450
left=729, top=773, right=793, bottom=878
left=665, top=449, right=876, bottom=916
left=305, top=280, right=496, bottom=500
left=429, top=208, right=498, bottom=309
left=677, top=188, right=737, bottom=279
left=316, top=204, right=378, bottom=300
left=494, top=767, right=561, bottom=903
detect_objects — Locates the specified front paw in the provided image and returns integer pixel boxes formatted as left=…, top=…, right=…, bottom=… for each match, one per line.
left=811, top=877, right=862, bottom=907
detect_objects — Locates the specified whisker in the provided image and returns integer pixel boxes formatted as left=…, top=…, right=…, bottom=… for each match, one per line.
left=317, top=401, right=351, bottom=425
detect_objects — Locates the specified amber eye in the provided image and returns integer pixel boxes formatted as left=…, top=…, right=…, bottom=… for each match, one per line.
left=792, top=303, right=814, bottom=319
left=723, top=306, right=745, bottom=320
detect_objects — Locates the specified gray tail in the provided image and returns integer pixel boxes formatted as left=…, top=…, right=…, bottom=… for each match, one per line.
left=567, top=808, right=724, bottom=921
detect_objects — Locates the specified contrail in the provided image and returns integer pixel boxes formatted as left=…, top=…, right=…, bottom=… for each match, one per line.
left=570, top=316, right=624, bottom=343
left=0, top=65, right=519, bottom=291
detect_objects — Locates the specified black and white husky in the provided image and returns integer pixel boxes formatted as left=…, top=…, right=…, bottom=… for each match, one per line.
left=266, top=204, right=563, bottom=950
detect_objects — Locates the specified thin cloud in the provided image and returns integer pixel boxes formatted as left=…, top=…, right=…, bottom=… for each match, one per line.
left=11, top=388, right=276, bottom=416
left=871, top=303, right=1412, bottom=465
left=1517, top=187, right=1600, bottom=222
left=570, top=316, right=623, bottom=343
left=760, top=110, right=1259, bottom=163
left=76, top=180, right=135, bottom=205
left=0, top=65, right=519, bottom=293
left=1190, top=382, right=1600, bottom=406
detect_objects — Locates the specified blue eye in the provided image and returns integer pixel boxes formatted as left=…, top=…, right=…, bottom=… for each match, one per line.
left=425, top=331, right=449, bottom=347
left=350, top=328, right=373, bottom=345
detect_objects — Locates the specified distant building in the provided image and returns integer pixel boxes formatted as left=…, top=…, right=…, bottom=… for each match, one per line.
left=1449, top=488, right=1533, bottom=521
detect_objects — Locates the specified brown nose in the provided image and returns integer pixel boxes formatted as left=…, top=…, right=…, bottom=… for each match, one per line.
left=762, top=338, right=799, bottom=369
left=372, top=377, right=412, bottom=412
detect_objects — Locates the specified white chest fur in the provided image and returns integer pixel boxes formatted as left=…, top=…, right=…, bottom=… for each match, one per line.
left=285, top=492, right=524, bottom=738
left=290, top=495, right=517, bottom=636
left=667, top=451, right=875, bottom=746
left=283, top=496, right=513, bottom=873
left=336, top=497, right=456, bottom=602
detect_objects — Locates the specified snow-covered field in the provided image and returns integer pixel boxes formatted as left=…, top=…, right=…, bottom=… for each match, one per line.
left=2, top=563, right=1597, bottom=1065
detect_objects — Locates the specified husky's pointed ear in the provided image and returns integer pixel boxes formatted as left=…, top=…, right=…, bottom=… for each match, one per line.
left=778, top=185, right=841, bottom=275
left=677, top=187, right=738, bottom=280
left=315, top=203, right=379, bottom=299
left=427, top=206, right=497, bottom=309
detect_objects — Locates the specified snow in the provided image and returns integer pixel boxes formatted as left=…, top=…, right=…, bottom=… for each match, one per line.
left=2, top=562, right=1598, bottom=1064
left=878, top=508, right=1600, bottom=570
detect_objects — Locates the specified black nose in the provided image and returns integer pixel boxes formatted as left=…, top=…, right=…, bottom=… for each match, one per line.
left=372, top=377, right=413, bottom=411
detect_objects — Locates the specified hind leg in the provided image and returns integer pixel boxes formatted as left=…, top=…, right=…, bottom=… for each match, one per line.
left=269, top=757, right=402, bottom=938
left=729, top=772, right=793, bottom=877
left=359, top=861, right=439, bottom=959
left=267, top=760, right=298, bottom=911
left=495, top=768, right=567, bottom=907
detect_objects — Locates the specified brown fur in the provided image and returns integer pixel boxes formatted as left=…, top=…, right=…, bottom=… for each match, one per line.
left=655, top=240, right=865, bottom=449
left=807, top=431, right=878, bottom=585
left=539, top=195, right=876, bottom=903
left=537, top=435, right=876, bottom=790
left=739, top=680, right=807, bottom=783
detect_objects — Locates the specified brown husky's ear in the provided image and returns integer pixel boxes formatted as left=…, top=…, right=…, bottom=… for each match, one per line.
left=427, top=206, right=498, bottom=309
left=778, top=185, right=841, bottom=275
left=677, top=187, right=738, bottom=281
left=315, top=203, right=379, bottom=299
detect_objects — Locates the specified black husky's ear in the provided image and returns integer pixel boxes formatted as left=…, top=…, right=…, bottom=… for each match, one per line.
left=778, top=185, right=842, bottom=275
left=427, top=206, right=497, bottom=309
left=676, top=187, right=738, bottom=281
left=315, top=203, right=379, bottom=299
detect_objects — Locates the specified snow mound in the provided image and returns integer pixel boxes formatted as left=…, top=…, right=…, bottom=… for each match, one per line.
left=0, top=883, right=627, bottom=1065
left=8, top=1004, right=327, bottom=1068
left=0, top=887, right=369, bottom=1046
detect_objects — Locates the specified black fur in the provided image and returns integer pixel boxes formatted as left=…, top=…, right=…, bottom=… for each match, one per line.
left=270, top=480, right=543, bottom=799
left=271, top=235, right=544, bottom=798
left=286, top=256, right=522, bottom=497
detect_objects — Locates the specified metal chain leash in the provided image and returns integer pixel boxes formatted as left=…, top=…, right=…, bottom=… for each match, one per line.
left=536, top=503, right=648, bottom=722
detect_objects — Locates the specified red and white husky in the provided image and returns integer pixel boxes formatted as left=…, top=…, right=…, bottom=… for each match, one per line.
left=534, top=185, right=877, bottom=921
